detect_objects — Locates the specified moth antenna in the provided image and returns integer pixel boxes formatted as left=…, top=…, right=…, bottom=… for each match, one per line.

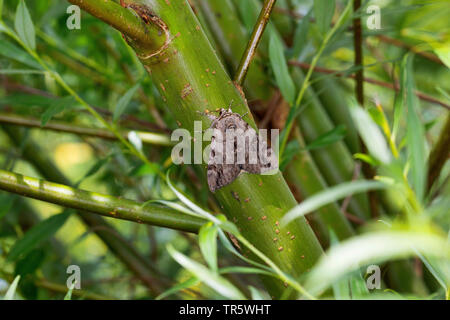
left=239, top=112, right=249, bottom=119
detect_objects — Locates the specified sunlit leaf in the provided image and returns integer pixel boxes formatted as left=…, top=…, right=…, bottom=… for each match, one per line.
left=4, top=275, right=20, bottom=300
left=282, top=180, right=386, bottom=226
left=199, top=222, right=219, bottom=272
left=349, top=100, right=392, bottom=164
left=156, top=277, right=199, bottom=300
left=305, top=231, right=450, bottom=295
left=219, top=266, right=274, bottom=277
left=166, top=171, right=221, bottom=224
left=64, top=284, right=74, bottom=300
left=167, top=244, right=245, bottom=300
left=249, top=286, right=271, bottom=300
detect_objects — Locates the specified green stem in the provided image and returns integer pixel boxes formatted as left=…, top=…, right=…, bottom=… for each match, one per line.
left=0, top=169, right=205, bottom=233
left=0, top=113, right=173, bottom=146
left=234, top=0, right=277, bottom=86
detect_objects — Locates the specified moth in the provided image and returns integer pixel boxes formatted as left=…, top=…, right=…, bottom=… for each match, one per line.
left=204, top=107, right=278, bottom=192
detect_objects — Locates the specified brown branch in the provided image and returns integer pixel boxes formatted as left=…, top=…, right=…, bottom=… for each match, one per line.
left=353, top=0, right=364, bottom=106
left=234, top=0, right=277, bottom=86
left=428, top=114, right=450, bottom=190
left=288, top=61, right=450, bottom=110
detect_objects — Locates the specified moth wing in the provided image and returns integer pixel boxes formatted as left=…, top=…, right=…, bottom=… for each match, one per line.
left=207, top=134, right=241, bottom=192
left=242, top=130, right=278, bottom=174
left=207, top=164, right=241, bottom=192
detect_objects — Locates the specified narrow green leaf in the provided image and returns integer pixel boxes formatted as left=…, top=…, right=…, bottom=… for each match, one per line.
left=199, top=223, right=219, bottom=273
left=269, top=33, right=296, bottom=105
left=113, top=83, right=140, bottom=122
left=349, top=100, right=392, bottom=164
left=167, top=244, right=245, bottom=300
left=353, top=153, right=380, bottom=167
left=167, top=171, right=220, bottom=224
left=7, top=211, right=71, bottom=262
left=281, top=180, right=386, bottom=226
left=64, top=285, right=74, bottom=300
left=305, top=125, right=347, bottom=150
left=404, top=54, right=427, bottom=202
left=219, top=266, right=274, bottom=277
left=249, top=286, right=271, bottom=300
left=40, top=96, right=78, bottom=126
left=0, top=38, right=40, bottom=68
left=291, top=10, right=311, bottom=58
left=142, top=200, right=201, bottom=218
left=156, top=277, right=199, bottom=300
left=305, top=230, right=450, bottom=295
left=314, top=0, right=335, bottom=35
left=4, top=275, right=20, bottom=300
left=349, top=270, right=369, bottom=299
left=14, top=0, right=35, bottom=50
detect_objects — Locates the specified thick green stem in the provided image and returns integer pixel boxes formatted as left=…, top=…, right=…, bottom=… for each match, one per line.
left=0, top=169, right=205, bottom=233
left=74, top=0, right=323, bottom=297
left=197, top=0, right=356, bottom=241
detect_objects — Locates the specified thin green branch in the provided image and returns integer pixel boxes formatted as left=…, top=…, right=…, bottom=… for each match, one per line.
left=234, top=0, right=277, bottom=86
left=0, top=169, right=205, bottom=233
left=0, top=113, right=173, bottom=146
